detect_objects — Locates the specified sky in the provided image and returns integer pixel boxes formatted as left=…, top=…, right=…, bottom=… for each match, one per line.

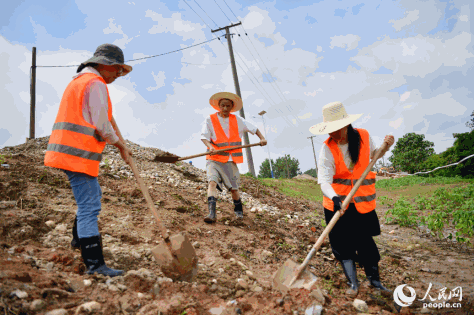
left=1, top=0, right=473, bottom=175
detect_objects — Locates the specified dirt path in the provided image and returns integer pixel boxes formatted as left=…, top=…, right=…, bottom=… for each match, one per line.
left=1, top=138, right=473, bottom=314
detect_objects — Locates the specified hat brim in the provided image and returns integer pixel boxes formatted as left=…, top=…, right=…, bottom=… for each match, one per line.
left=309, top=113, right=363, bottom=135
left=78, top=56, right=132, bottom=76
left=209, top=92, right=243, bottom=112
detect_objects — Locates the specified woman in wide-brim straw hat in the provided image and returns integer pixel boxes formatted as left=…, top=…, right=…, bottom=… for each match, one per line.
left=44, top=43, right=133, bottom=277
left=310, top=101, right=395, bottom=296
left=200, top=92, right=267, bottom=223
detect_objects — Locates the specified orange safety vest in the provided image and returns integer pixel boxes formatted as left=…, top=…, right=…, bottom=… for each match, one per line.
left=322, top=128, right=376, bottom=213
left=44, top=73, right=112, bottom=177
left=206, top=113, right=243, bottom=164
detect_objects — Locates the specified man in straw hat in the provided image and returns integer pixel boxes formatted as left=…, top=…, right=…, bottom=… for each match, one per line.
left=309, top=102, right=395, bottom=296
left=201, top=92, right=267, bottom=223
left=44, top=44, right=133, bottom=277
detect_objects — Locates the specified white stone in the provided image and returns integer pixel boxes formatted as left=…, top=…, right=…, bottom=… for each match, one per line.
left=262, top=250, right=273, bottom=257
left=55, top=224, right=67, bottom=233
left=137, top=292, right=144, bottom=298
left=108, top=284, right=120, bottom=292
left=45, top=220, right=56, bottom=227
left=83, top=279, right=92, bottom=286
left=30, top=299, right=46, bottom=311
left=76, top=301, right=101, bottom=314
left=245, top=270, right=254, bottom=278
left=352, top=299, right=368, bottom=313
left=45, top=309, right=68, bottom=315
left=237, top=261, right=248, bottom=269
left=11, top=290, right=28, bottom=299
left=252, top=286, right=263, bottom=292
left=250, top=207, right=257, bottom=213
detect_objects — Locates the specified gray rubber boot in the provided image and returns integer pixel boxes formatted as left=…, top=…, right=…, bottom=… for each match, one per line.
left=341, top=259, right=359, bottom=296
left=204, top=196, right=217, bottom=223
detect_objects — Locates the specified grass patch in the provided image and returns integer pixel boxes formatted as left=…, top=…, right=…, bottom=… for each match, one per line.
left=259, top=178, right=323, bottom=202
left=375, top=175, right=474, bottom=189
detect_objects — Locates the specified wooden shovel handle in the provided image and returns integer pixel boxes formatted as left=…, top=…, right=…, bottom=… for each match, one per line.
left=129, top=157, right=170, bottom=241
left=288, top=141, right=389, bottom=287
left=177, top=143, right=263, bottom=161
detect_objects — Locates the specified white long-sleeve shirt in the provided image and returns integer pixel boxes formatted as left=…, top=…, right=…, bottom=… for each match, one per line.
left=72, top=67, right=119, bottom=144
left=200, top=114, right=258, bottom=143
left=317, top=135, right=379, bottom=200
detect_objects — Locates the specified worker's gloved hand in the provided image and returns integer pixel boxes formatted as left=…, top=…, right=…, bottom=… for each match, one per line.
left=332, top=196, right=344, bottom=214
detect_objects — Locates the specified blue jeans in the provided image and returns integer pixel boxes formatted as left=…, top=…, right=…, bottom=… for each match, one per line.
left=63, top=170, right=102, bottom=239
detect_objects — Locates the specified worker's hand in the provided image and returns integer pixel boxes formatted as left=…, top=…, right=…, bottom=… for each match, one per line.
left=332, top=196, right=346, bottom=215
left=384, top=135, right=395, bottom=147
left=119, top=145, right=133, bottom=165
left=208, top=146, right=216, bottom=155
left=259, top=139, right=267, bottom=146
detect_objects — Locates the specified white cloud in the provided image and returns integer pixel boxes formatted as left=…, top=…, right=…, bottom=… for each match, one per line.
left=389, top=10, right=420, bottom=31
left=316, top=46, right=322, bottom=52
left=146, top=71, right=166, bottom=91
left=389, top=117, right=403, bottom=129
left=459, top=15, right=468, bottom=22
left=351, top=32, right=474, bottom=77
left=400, top=91, right=410, bottom=102
left=329, top=34, right=361, bottom=51
left=103, top=18, right=133, bottom=47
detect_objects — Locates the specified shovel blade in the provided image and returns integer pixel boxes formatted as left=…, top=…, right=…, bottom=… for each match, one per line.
left=272, top=259, right=318, bottom=293
left=153, top=155, right=180, bottom=163
left=151, top=233, right=198, bottom=282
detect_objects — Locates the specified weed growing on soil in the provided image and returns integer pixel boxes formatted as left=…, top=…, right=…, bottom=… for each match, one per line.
left=375, top=175, right=474, bottom=189
left=0, top=154, right=5, bottom=164
left=384, top=183, right=474, bottom=244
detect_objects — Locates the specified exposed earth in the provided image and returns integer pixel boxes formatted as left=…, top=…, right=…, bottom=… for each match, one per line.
left=0, top=137, right=473, bottom=315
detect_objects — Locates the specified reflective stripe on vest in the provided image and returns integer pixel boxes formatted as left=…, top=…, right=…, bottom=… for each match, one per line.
left=206, top=113, right=244, bottom=164
left=44, top=73, right=112, bottom=177
left=47, top=143, right=102, bottom=161
left=322, top=128, right=377, bottom=214
left=52, top=122, right=105, bottom=143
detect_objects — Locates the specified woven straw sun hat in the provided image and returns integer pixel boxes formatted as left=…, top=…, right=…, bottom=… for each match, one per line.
left=209, top=92, right=243, bottom=112
left=309, top=102, right=363, bottom=135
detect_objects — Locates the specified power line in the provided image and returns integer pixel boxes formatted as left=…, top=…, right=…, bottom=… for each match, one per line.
left=213, top=0, right=232, bottom=23
left=191, top=0, right=220, bottom=29
left=35, top=36, right=224, bottom=67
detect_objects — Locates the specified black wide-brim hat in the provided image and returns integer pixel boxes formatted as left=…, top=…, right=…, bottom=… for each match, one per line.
left=77, top=43, right=132, bottom=76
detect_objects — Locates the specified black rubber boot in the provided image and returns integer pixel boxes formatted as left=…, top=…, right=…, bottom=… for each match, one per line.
left=71, top=216, right=81, bottom=249
left=364, top=263, right=391, bottom=293
left=233, top=199, right=243, bottom=219
left=204, top=196, right=217, bottom=223
left=80, top=235, right=123, bottom=277
left=341, top=259, right=359, bottom=296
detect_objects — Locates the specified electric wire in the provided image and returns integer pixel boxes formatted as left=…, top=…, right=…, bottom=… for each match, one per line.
left=34, top=36, right=223, bottom=67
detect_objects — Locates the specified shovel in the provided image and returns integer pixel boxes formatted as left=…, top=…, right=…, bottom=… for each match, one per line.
left=153, top=143, right=263, bottom=163
left=272, top=142, right=388, bottom=293
left=129, top=157, right=198, bottom=282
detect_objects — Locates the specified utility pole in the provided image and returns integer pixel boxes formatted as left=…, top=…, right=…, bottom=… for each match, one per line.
left=308, top=136, right=318, bottom=177
left=212, top=22, right=256, bottom=177
left=258, top=110, right=274, bottom=178
left=29, top=47, right=37, bottom=140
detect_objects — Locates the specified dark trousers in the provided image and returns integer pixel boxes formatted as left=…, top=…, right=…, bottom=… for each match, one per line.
left=324, top=203, right=381, bottom=266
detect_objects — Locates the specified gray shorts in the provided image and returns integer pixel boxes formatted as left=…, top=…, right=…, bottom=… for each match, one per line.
left=206, top=160, right=240, bottom=191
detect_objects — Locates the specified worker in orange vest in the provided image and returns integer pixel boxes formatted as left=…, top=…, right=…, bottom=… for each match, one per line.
left=201, top=92, right=267, bottom=223
left=44, top=44, right=133, bottom=277
left=310, top=102, right=395, bottom=296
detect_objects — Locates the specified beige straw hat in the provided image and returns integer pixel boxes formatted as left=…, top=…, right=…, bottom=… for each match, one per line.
left=209, top=92, right=243, bottom=112
left=309, top=102, right=362, bottom=135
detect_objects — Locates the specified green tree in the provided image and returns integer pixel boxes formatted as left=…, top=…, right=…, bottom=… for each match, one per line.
left=274, top=154, right=300, bottom=178
left=466, top=110, right=474, bottom=130
left=420, top=130, right=474, bottom=178
left=389, top=133, right=434, bottom=174
left=304, top=168, right=317, bottom=178
left=258, top=158, right=275, bottom=178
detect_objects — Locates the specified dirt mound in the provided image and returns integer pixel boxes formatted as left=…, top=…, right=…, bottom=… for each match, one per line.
left=0, top=137, right=473, bottom=314
left=293, top=174, right=317, bottom=181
